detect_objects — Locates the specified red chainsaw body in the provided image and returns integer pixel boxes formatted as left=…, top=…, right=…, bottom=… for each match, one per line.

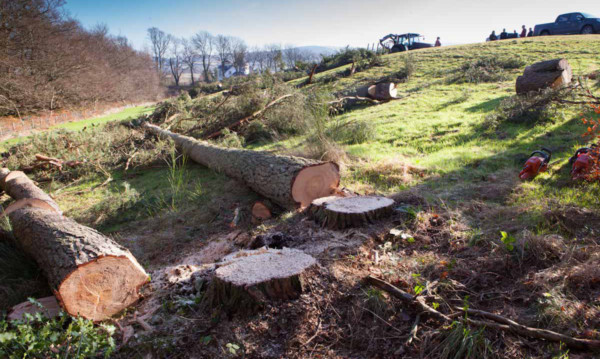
left=571, top=152, right=590, bottom=180
left=519, top=156, right=548, bottom=180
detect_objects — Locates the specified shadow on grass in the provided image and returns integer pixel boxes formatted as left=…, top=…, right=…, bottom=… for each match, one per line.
left=465, top=96, right=507, bottom=113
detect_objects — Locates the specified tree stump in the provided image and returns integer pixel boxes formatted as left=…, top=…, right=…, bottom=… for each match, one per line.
left=203, top=248, right=316, bottom=314
left=309, top=195, right=395, bottom=229
left=516, top=58, right=572, bottom=94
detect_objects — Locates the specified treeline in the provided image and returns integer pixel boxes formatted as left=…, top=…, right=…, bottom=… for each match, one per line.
left=147, top=27, right=322, bottom=86
left=0, top=0, right=162, bottom=117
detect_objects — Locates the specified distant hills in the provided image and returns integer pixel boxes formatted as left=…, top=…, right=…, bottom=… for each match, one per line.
left=294, top=46, right=340, bottom=57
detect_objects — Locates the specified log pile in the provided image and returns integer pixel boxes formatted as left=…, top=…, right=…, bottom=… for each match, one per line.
left=144, top=123, right=340, bottom=209
left=0, top=169, right=148, bottom=321
left=516, top=58, right=572, bottom=95
left=309, top=195, right=395, bottom=229
left=203, top=248, right=316, bottom=314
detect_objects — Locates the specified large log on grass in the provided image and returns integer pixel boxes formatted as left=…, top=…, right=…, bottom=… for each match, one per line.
left=355, top=82, right=398, bottom=101
left=516, top=59, right=572, bottom=95
left=0, top=169, right=148, bottom=321
left=144, top=123, right=340, bottom=208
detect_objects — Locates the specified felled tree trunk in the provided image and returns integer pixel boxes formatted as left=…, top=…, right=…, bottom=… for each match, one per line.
left=0, top=169, right=148, bottom=321
left=203, top=248, right=316, bottom=314
left=516, top=58, right=572, bottom=94
left=144, top=123, right=340, bottom=209
left=309, top=195, right=395, bottom=229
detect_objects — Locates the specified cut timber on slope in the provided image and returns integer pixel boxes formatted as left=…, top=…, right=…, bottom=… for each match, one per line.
left=0, top=169, right=148, bottom=321
left=309, top=195, right=395, bottom=229
left=516, top=58, right=572, bottom=94
left=144, top=123, right=340, bottom=209
left=203, top=248, right=316, bottom=314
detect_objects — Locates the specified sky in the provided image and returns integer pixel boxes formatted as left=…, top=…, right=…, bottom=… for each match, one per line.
left=64, top=0, right=599, bottom=50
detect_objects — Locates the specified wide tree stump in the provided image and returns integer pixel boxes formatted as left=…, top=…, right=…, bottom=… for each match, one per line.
left=144, top=124, right=340, bottom=208
left=203, top=248, right=316, bottom=314
left=516, top=58, right=572, bottom=94
left=0, top=169, right=148, bottom=321
left=309, top=195, right=395, bottom=229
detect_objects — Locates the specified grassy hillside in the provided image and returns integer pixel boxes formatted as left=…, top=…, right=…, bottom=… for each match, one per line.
left=1, top=36, right=600, bottom=358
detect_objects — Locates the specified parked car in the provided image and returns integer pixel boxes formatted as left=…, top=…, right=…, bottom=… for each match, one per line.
left=534, top=12, right=600, bottom=36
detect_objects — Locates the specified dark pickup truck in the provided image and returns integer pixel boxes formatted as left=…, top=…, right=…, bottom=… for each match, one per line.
left=534, top=12, right=600, bottom=36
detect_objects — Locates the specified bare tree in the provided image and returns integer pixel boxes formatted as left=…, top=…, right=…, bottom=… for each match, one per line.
left=265, top=44, right=284, bottom=72
left=231, top=37, right=247, bottom=75
left=168, top=38, right=185, bottom=87
left=247, top=46, right=261, bottom=73
left=147, top=27, right=171, bottom=73
left=181, top=38, right=198, bottom=85
left=214, top=34, right=231, bottom=79
left=192, top=31, right=213, bottom=82
left=283, top=44, right=303, bottom=69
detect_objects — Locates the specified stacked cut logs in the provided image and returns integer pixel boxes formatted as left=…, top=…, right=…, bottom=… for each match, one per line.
left=516, top=58, right=572, bottom=94
left=0, top=169, right=148, bottom=321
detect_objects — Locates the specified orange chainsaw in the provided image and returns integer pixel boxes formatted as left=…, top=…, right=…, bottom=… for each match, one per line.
left=569, top=145, right=596, bottom=181
left=519, top=148, right=552, bottom=180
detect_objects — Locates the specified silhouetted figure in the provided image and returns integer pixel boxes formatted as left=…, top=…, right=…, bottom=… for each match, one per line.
left=527, top=28, right=534, bottom=37
left=435, top=37, right=441, bottom=47
left=500, top=28, right=508, bottom=39
left=520, top=25, right=527, bottom=38
left=489, top=31, right=498, bottom=41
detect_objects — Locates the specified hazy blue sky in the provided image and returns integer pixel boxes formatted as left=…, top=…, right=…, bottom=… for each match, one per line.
left=64, top=0, right=599, bottom=49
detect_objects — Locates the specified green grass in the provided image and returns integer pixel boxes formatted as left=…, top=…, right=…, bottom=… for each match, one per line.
left=280, top=36, right=600, bottom=214
left=0, top=104, right=154, bottom=151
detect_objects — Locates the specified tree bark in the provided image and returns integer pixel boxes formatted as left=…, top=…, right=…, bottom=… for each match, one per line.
left=0, top=169, right=148, bottom=321
left=516, top=58, right=572, bottom=94
left=144, top=123, right=340, bottom=209
left=309, top=195, right=395, bottom=229
left=203, top=248, right=316, bottom=314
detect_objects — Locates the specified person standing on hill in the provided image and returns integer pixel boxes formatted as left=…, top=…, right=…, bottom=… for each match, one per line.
left=489, top=31, right=498, bottom=41
left=435, top=37, right=441, bottom=47
left=527, top=27, right=534, bottom=37
left=500, top=28, right=508, bottom=39
left=520, top=25, right=527, bottom=38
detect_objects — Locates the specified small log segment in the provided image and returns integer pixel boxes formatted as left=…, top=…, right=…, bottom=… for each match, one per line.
left=0, top=169, right=148, bottom=321
left=516, top=58, right=572, bottom=95
left=251, top=199, right=280, bottom=222
left=203, top=248, right=316, bottom=314
left=354, top=82, right=397, bottom=101
left=8, top=296, right=61, bottom=321
left=144, top=123, right=340, bottom=209
left=309, top=195, right=395, bottom=229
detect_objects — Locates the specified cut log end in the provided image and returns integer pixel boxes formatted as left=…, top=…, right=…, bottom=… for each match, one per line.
left=58, top=256, right=148, bottom=321
left=309, top=195, right=395, bottom=229
left=203, top=248, right=316, bottom=314
left=251, top=201, right=272, bottom=221
left=292, top=162, right=340, bottom=208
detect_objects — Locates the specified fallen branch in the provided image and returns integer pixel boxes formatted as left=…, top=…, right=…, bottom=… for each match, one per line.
left=204, top=93, right=295, bottom=139
left=365, top=276, right=600, bottom=351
